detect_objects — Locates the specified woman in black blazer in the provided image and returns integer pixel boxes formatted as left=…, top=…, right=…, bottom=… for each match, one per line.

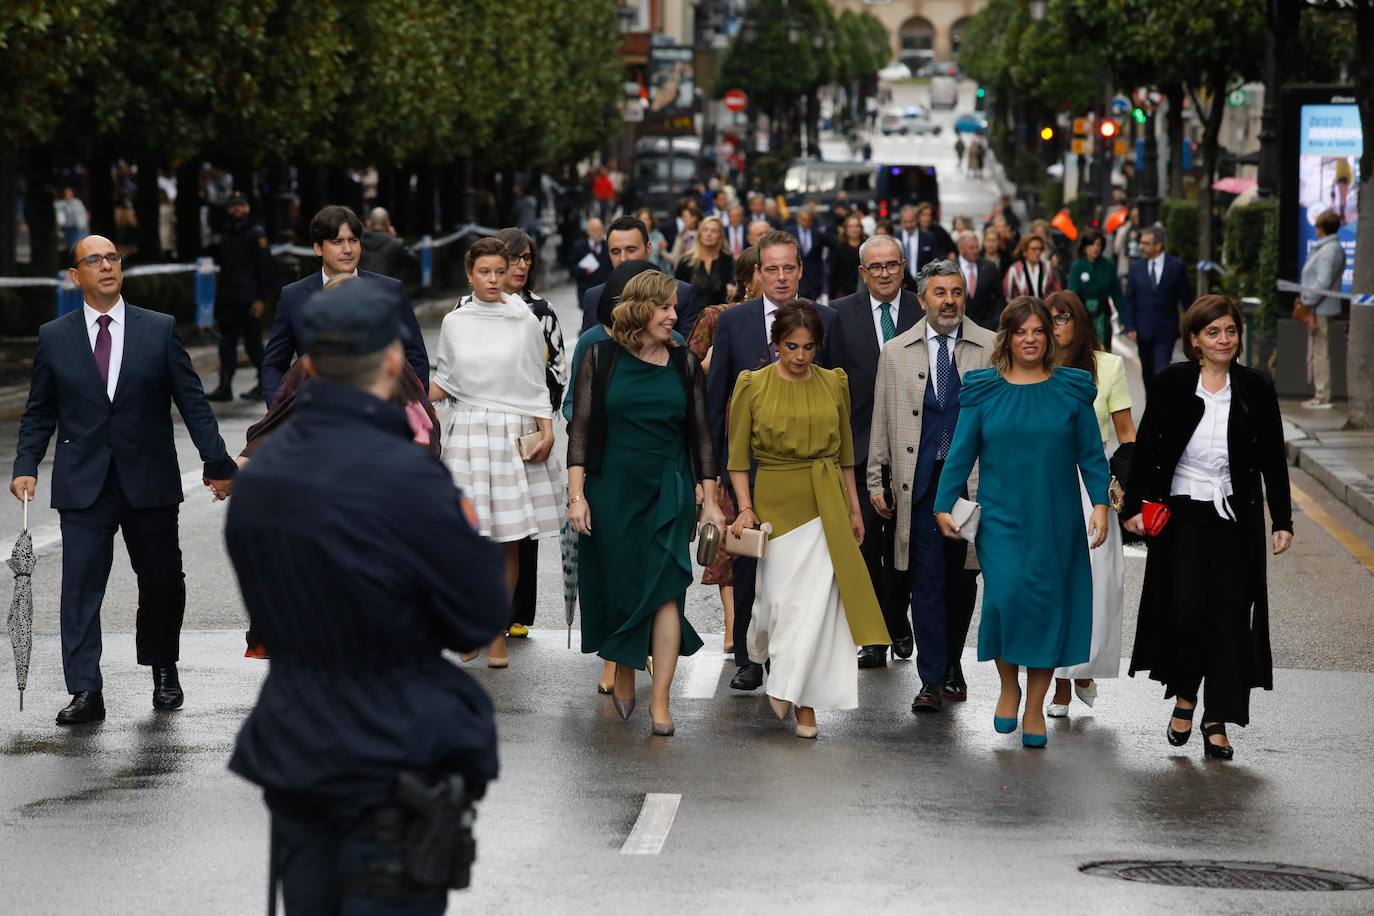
left=1122, top=295, right=1293, bottom=760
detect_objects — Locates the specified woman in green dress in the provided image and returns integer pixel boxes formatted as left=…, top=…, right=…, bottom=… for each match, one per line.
left=1067, top=228, right=1124, bottom=351
left=727, top=301, right=888, bottom=739
left=567, top=271, right=725, bottom=737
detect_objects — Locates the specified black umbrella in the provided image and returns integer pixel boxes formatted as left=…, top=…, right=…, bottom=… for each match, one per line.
left=8, top=494, right=36, bottom=710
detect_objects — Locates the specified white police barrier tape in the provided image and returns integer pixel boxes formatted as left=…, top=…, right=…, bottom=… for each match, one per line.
left=0, top=260, right=218, bottom=288
left=1197, top=260, right=1227, bottom=275
left=1276, top=279, right=1373, bottom=306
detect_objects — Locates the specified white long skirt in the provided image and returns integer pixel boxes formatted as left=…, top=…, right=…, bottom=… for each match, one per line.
left=1055, top=464, right=1124, bottom=680
left=746, top=517, right=858, bottom=711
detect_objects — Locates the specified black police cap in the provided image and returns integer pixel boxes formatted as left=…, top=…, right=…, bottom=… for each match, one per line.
left=301, top=280, right=408, bottom=357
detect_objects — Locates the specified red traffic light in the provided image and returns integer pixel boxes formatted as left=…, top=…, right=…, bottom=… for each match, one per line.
left=1098, top=119, right=1119, bottom=139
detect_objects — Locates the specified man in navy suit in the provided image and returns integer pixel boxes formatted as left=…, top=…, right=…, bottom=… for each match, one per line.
left=567, top=217, right=612, bottom=308
left=1122, top=225, right=1193, bottom=395
left=261, top=206, right=427, bottom=407
left=578, top=215, right=699, bottom=338
left=706, top=229, right=835, bottom=691
left=790, top=207, right=826, bottom=301
left=827, top=235, right=919, bottom=669
left=897, top=204, right=939, bottom=292
left=11, top=236, right=238, bottom=724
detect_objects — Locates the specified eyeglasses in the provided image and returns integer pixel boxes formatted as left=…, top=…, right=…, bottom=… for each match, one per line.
left=509, top=253, right=534, bottom=264
left=76, top=252, right=122, bottom=268
left=761, top=264, right=799, bottom=277
left=1052, top=312, right=1073, bottom=326
left=862, top=261, right=904, bottom=275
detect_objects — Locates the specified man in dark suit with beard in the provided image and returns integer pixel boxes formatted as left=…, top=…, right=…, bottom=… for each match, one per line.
left=261, top=205, right=428, bottom=407
left=706, top=230, right=835, bottom=691
left=825, top=235, right=919, bottom=668
left=11, top=235, right=238, bottom=724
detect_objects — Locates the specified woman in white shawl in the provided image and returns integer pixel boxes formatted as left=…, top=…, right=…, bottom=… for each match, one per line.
left=431, top=236, right=564, bottom=667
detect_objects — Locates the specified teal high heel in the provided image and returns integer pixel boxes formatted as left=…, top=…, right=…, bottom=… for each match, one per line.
left=1022, top=732, right=1047, bottom=748
left=993, top=716, right=1017, bottom=734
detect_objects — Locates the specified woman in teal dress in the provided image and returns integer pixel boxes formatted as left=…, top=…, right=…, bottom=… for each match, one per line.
left=1066, top=228, right=1124, bottom=350
left=567, top=270, right=724, bottom=737
left=934, top=296, right=1111, bottom=748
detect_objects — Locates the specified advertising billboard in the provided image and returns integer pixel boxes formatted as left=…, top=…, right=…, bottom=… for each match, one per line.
left=645, top=45, right=697, bottom=137
left=1296, top=102, right=1361, bottom=294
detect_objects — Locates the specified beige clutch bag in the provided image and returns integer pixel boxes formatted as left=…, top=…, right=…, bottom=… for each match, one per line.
left=724, top=522, right=773, bottom=559
left=515, top=431, right=543, bottom=461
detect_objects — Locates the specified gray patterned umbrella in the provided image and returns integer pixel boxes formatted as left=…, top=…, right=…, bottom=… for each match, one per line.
left=560, top=513, right=578, bottom=649
left=8, top=494, right=36, bottom=710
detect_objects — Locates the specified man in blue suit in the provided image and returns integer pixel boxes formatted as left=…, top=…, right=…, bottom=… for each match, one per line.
left=827, top=235, right=920, bottom=669
left=1122, top=225, right=1193, bottom=395
left=261, top=206, right=428, bottom=407
left=577, top=215, right=699, bottom=339
left=706, top=229, right=835, bottom=691
left=11, top=236, right=238, bottom=724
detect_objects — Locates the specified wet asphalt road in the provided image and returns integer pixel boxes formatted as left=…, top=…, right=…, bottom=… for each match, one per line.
left=3, top=114, right=1374, bottom=911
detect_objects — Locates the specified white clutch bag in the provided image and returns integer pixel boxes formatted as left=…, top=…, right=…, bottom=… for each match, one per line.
left=950, top=498, right=981, bottom=543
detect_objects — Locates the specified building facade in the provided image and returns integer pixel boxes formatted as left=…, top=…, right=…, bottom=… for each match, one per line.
left=829, top=0, right=987, bottom=68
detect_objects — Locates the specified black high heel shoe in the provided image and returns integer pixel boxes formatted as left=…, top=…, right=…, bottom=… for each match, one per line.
left=1167, top=704, right=1196, bottom=746
left=1201, top=722, right=1234, bottom=760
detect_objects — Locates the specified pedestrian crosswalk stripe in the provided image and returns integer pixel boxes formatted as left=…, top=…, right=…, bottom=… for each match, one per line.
left=621, top=793, right=681, bottom=855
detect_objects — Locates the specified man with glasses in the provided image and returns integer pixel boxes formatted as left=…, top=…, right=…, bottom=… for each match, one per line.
left=706, top=230, right=836, bottom=691
left=11, top=235, right=238, bottom=724
left=1121, top=224, right=1192, bottom=395
left=261, top=205, right=428, bottom=407
left=867, top=259, right=995, bottom=712
left=827, top=235, right=920, bottom=670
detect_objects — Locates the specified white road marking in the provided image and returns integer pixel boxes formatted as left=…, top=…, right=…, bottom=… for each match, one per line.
left=680, top=647, right=727, bottom=699
left=621, top=793, right=681, bottom=855
left=0, top=471, right=217, bottom=557
left=1123, top=544, right=1148, bottom=560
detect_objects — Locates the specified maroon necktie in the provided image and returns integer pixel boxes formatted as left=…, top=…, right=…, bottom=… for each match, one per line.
left=94, top=314, right=113, bottom=389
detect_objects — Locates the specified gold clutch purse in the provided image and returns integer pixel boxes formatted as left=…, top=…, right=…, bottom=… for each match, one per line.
left=696, top=522, right=721, bottom=566
left=723, top=522, right=773, bottom=559
left=515, top=431, right=542, bottom=461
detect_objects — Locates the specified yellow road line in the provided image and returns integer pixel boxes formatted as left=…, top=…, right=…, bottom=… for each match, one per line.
left=1291, top=483, right=1374, bottom=575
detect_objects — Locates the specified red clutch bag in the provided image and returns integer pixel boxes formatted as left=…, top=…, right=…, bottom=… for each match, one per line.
left=1141, top=501, right=1171, bottom=537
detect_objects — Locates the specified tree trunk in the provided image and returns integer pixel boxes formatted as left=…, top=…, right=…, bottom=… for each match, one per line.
left=88, top=151, right=115, bottom=240
left=1346, top=0, right=1374, bottom=429
left=0, top=152, right=16, bottom=275
left=1195, top=77, right=1228, bottom=295
left=416, top=163, right=437, bottom=236
left=135, top=158, right=163, bottom=261
left=24, top=150, right=58, bottom=276
left=175, top=160, right=203, bottom=259
left=806, top=85, right=821, bottom=158
left=298, top=163, right=324, bottom=232
left=1164, top=83, right=1186, bottom=199
left=265, top=157, right=291, bottom=244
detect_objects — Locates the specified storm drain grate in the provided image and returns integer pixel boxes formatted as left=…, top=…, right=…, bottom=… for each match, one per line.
left=1080, top=860, right=1374, bottom=892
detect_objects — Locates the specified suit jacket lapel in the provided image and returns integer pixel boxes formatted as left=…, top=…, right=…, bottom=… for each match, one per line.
left=65, top=310, right=110, bottom=401
left=896, top=290, right=921, bottom=334
left=113, top=306, right=143, bottom=404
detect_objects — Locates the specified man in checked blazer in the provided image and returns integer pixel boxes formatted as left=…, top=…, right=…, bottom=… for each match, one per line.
left=867, top=259, right=996, bottom=714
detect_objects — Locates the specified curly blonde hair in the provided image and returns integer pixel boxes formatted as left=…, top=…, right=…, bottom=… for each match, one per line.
left=611, top=271, right=679, bottom=352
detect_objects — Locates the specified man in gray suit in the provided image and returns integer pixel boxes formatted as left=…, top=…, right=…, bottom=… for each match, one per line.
left=868, top=260, right=996, bottom=713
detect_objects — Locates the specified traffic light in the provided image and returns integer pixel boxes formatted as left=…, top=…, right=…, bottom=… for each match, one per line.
left=975, top=85, right=986, bottom=111
left=1098, top=118, right=1119, bottom=140
left=1039, top=126, right=1054, bottom=141
left=1131, top=106, right=1147, bottom=125
left=976, top=86, right=987, bottom=99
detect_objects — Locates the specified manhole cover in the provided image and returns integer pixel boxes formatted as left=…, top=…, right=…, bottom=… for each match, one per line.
left=1081, top=860, right=1373, bottom=892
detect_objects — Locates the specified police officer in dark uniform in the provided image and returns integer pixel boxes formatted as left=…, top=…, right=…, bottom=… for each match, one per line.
left=224, top=282, right=510, bottom=914
left=208, top=192, right=275, bottom=403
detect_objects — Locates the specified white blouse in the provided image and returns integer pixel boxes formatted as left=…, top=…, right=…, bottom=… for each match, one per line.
left=1170, top=375, right=1234, bottom=519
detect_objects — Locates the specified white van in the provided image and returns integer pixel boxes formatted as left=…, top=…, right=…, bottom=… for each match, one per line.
left=929, top=76, right=958, bottom=110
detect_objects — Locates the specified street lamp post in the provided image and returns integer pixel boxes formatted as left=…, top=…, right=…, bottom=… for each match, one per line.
left=1256, top=0, right=1295, bottom=199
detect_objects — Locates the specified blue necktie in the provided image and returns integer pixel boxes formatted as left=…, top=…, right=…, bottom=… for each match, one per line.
left=936, top=335, right=954, bottom=458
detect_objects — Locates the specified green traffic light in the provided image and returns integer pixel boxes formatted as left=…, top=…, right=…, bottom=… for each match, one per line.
left=1132, top=107, right=1147, bottom=124
left=976, top=87, right=987, bottom=99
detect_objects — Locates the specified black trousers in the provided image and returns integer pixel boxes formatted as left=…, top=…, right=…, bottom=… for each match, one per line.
left=859, top=496, right=913, bottom=646
left=270, top=806, right=446, bottom=916
left=1136, top=336, right=1175, bottom=397
left=57, top=464, right=184, bottom=693
left=1161, top=498, right=1253, bottom=725
left=511, top=538, right=538, bottom=627
left=217, top=297, right=264, bottom=386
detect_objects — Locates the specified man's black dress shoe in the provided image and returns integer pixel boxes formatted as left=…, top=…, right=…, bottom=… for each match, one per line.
left=911, top=683, right=944, bottom=713
left=942, top=662, right=968, bottom=701
left=729, top=663, right=764, bottom=691
left=857, top=645, right=887, bottom=669
left=152, top=665, right=184, bottom=710
left=891, top=635, right=915, bottom=660
left=56, top=691, right=105, bottom=725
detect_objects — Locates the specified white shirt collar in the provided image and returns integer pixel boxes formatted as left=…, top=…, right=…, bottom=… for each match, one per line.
left=869, top=293, right=898, bottom=313
left=763, top=295, right=781, bottom=315
left=926, top=320, right=959, bottom=342
left=322, top=268, right=360, bottom=286
left=1196, top=374, right=1232, bottom=399
left=959, top=255, right=978, bottom=272
left=1150, top=252, right=1165, bottom=270
left=83, top=297, right=125, bottom=327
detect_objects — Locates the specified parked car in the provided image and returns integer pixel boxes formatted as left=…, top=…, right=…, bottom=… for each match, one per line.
left=954, top=112, right=989, bottom=135
left=781, top=160, right=876, bottom=212
left=916, top=61, right=963, bottom=79
left=880, top=106, right=943, bottom=137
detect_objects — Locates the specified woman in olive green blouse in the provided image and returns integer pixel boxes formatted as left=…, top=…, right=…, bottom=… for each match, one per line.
left=727, top=301, right=887, bottom=739
left=1067, top=228, right=1124, bottom=351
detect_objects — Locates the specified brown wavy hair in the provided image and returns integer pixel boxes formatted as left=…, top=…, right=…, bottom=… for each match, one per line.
left=1181, top=294, right=1244, bottom=362
left=611, top=271, right=680, bottom=352
left=1044, top=290, right=1099, bottom=383
left=732, top=245, right=760, bottom=302
left=770, top=298, right=825, bottom=350
left=991, top=296, right=1056, bottom=374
